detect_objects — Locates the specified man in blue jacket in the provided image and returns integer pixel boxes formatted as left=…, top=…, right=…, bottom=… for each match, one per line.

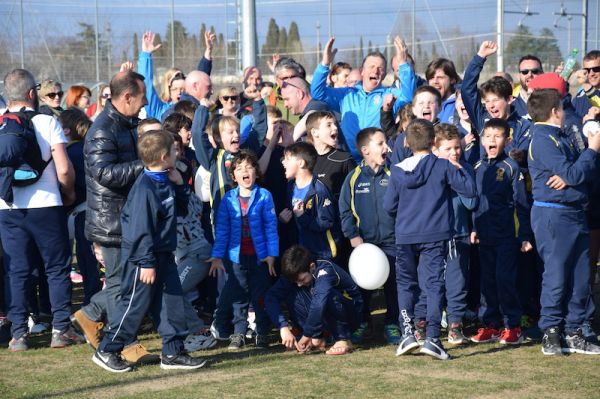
left=310, top=36, right=416, bottom=162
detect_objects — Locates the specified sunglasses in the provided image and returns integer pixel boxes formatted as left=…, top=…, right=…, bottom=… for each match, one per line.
left=280, top=80, right=302, bottom=91
left=583, top=66, right=600, bottom=74
left=46, top=91, right=64, bottom=99
left=221, top=95, right=239, bottom=102
left=519, top=68, right=543, bottom=75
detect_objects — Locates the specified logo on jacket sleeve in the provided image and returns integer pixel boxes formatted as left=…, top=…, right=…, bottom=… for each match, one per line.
left=323, top=198, right=331, bottom=207
left=317, top=269, right=328, bottom=277
left=305, top=198, right=314, bottom=209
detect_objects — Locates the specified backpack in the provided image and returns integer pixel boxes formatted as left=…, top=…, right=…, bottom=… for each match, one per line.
left=0, top=109, right=49, bottom=203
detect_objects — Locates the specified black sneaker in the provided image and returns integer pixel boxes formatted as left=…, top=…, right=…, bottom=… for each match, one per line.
left=92, top=350, right=132, bottom=373
left=541, top=327, right=564, bottom=356
left=395, top=334, right=420, bottom=356
left=563, top=329, right=600, bottom=355
left=51, top=326, right=86, bottom=348
left=160, top=352, right=208, bottom=370
left=420, top=338, right=450, bottom=360
left=228, top=333, right=245, bottom=350
left=256, top=335, right=270, bottom=349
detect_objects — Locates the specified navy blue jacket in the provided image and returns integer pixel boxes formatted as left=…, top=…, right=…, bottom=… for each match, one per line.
left=452, top=161, right=478, bottom=238
left=192, top=100, right=267, bottom=219
left=211, top=185, right=279, bottom=264
left=383, top=154, right=477, bottom=244
left=462, top=55, right=532, bottom=155
left=264, top=277, right=311, bottom=329
left=287, top=177, right=341, bottom=260
left=66, top=140, right=86, bottom=210
left=121, top=172, right=189, bottom=269
left=473, top=153, right=532, bottom=242
left=339, top=163, right=395, bottom=250
left=390, top=132, right=413, bottom=166
left=528, top=123, right=597, bottom=206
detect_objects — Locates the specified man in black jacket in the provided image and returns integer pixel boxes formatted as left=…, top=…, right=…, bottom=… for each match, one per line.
left=71, top=70, right=156, bottom=364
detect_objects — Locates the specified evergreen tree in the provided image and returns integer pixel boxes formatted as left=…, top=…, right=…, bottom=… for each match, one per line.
left=133, top=32, right=139, bottom=59
left=358, top=36, right=364, bottom=63
left=278, top=27, right=288, bottom=53
left=261, top=18, right=280, bottom=65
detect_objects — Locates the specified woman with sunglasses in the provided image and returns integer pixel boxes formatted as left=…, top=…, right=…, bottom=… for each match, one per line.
left=86, top=84, right=111, bottom=121
left=37, top=79, right=64, bottom=118
left=217, top=87, right=242, bottom=118
left=138, top=30, right=215, bottom=121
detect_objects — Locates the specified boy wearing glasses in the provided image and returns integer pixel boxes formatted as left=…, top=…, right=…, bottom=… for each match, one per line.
left=512, top=55, right=544, bottom=118
left=38, top=79, right=64, bottom=118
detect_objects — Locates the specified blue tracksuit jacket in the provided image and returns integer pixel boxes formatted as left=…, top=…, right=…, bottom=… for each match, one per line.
left=473, top=153, right=532, bottom=242
left=310, top=63, right=416, bottom=161
left=383, top=154, right=477, bottom=245
left=338, top=162, right=395, bottom=250
left=211, top=185, right=279, bottom=264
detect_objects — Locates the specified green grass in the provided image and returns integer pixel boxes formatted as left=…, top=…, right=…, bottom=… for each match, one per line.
left=2, top=326, right=600, bottom=399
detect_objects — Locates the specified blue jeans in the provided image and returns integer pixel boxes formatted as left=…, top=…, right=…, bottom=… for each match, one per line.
left=81, top=246, right=122, bottom=323
left=74, top=212, right=102, bottom=305
left=177, top=249, right=211, bottom=332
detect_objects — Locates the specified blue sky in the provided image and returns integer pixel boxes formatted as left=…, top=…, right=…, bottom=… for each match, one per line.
left=1, top=0, right=598, bottom=65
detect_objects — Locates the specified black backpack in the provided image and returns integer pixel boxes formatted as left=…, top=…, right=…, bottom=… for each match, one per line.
left=0, top=109, right=50, bottom=203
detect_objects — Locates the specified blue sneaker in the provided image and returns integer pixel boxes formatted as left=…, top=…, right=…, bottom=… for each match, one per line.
left=351, top=322, right=369, bottom=344
left=395, top=334, right=420, bottom=356
left=383, top=324, right=401, bottom=345
left=420, top=338, right=450, bottom=360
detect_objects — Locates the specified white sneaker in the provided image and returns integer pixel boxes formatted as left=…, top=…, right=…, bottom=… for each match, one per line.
left=28, top=315, right=48, bottom=334
left=184, top=328, right=217, bottom=352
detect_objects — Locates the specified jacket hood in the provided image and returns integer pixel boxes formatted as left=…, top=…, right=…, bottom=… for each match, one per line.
left=395, top=153, right=435, bottom=188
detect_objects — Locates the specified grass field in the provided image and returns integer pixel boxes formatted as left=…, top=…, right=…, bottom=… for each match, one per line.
left=2, top=316, right=600, bottom=399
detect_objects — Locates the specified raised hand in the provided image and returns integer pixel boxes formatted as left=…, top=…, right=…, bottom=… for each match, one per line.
left=142, top=31, right=162, bottom=54
left=322, top=37, right=338, bottom=66
left=477, top=41, right=498, bottom=59
left=266, top=53, right=281, bottom=73
left=204, top=30, right=216, bottom=59
left=394, top=36, right=408, bottom=65
left=120, top=61, right=134, bottom=72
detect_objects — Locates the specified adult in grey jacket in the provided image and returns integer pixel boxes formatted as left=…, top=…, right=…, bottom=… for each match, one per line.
left=72, top=71, right=148, bottom=356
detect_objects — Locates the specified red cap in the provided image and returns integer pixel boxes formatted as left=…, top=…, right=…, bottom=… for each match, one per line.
left=528, top=72, right=567, bottom=98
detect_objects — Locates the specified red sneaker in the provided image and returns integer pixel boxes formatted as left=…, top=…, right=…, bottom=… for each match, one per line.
left=471, top=327, right=501, bottom=343
left=499, top=327, right=523, bottom=345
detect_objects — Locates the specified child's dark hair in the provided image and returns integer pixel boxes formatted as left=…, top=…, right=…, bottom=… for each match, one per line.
left=434, top=123, right=461, bottom=146
left=58, top=108, right=91, bottom=141
left=171, top=131, right=183, bottom=149
left=284, top=142, right=318, bottom=172
left=267, top=105, right=282, bottom=120
left=425, top=58, right=461, bottom=86
left=483, top=118, right=510, bottom=137
left=137, top=117, right=161, bottom=136
left=138, top=129, right=174, bottom=166
left=228, top=149, right=262, bottom=185
left=356, top=127, right=384, bottom=152
left=281, top=245, right=314, bottom=281
left=162, top=112, right=192, bottom=136
left=328, top=61, right=352, bottom=86
left=527, top=89, right=562, bottom=123
left=174, top=100, right=198, bottom=120
left=398, top=103, right=416, bottom=134
left=480, top=76, right=512, bottom=100
left=306, top=110, right=336, bottom=143
left=405, top=119, right=435, bottom=152
left=412, top=85, right=442, bottom=106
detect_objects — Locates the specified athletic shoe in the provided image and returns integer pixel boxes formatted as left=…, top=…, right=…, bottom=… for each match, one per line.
left=51, top=326, right=85, bottom=348
left=414, top=320, right=426, bottom=345
left=541, top=327, right=564, bottom=356
left=228, top=333, right=245, bottom=350
left=245, top=327, right=256, bottom=340
left=499, top=327, right=523, bottom=345
left=210, top=322, right=229, bottom=341
left=447, top=323, right=467, bottom=345
left=70, top=269, right=83, bottom=284
left=246, top=311, right=256, bottom=339
left=563, top=329, right=600, bottom=355
left=28, top=314, right=49, bottom=334
left=351, top=322, right=369, bottom=344
left=441, top=311, right=448, bottom=329
left=8, top=335, right=28, bottom=352
left=395, top=334, right=420, bottom=356
left=383, top=324, right=402, bottom=345
left=161, top=352, right=208, bottom=370
left=420, top=338, right=450, bottom=360
left=184, top=328, right=217, bottom=352
left=470, top=326, right=501, bottom=343
left=92, top=350, right=132, bottom=373
left=70, top=310, right=104, bottom=349
left=581, top=321, right=599, bottom=344
left=121, top=342, right=160, bottom=365
left=255, top=335, right=270, bottom=349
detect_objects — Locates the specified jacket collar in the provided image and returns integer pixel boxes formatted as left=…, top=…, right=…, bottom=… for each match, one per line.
left=104, top=100, right=139, bottom=129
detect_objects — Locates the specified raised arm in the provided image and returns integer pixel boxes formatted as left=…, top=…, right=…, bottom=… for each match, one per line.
left=462, top=41, right=498, bottom=132
left=197, top=30, right=216, bottom=75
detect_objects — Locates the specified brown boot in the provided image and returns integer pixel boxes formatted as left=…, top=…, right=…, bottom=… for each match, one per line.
left=121, top=342, right=160, bottom=365
left=70, top=309, right=103, bottom=349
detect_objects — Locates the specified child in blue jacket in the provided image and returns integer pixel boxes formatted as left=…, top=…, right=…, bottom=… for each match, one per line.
left=265, top=245, right=363, bottom=355
left=93, top=130, right=206, bottom=372
left=209, top=150, right=279, bottom=350
left=339, top=127, right=400, bottom=345
left=383, top=119, right=477, bottom=360
left=527, top=89, right=600, bottom=356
